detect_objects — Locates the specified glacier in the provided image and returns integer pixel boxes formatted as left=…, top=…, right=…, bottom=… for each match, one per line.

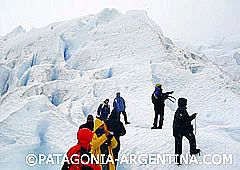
left=0, top=8, right=240, bottom=170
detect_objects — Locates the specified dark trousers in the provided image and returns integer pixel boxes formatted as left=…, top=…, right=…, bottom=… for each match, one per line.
left=153, top=108, right=164, bottom=127
left=175, top=132, right=196, bottom=163
left=113, top=137, right=120, bottom=168
left=113, top=146, right=120, bottom=167
left=118, top=111, right=128, bottom=123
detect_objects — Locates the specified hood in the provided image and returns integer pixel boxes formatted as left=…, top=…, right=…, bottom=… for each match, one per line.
left=116, top=92, right=120, bottom=97
left=87, top=115, right=93, bottom=123
left=109, top=109, right=118, bottom=120
left=94, top=118, right=105, bottom=132
left=178, top=98, right=187, bottom=107
left=77, top=128, right=94, bottom=145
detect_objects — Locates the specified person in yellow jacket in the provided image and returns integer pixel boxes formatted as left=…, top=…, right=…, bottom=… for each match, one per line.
left=91, top=118, right=118, bottom=170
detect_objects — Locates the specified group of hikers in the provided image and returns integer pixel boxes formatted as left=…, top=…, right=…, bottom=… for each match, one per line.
left=62, top=92, right=129, bottom=170
left=152, top=84, right=200, bottom=164
left=96, top=92, right=130, bottom=124
left=62, top=84, right=200, bottom=170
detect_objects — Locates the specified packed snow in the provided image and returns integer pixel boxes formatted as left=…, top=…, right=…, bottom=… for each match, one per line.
left=0, top=8, right=240, bottom=170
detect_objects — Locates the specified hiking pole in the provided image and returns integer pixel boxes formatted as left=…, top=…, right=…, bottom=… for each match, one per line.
left=167, top=98, right=175, bottom=103
left=195, top=116, right=197, bottom=135
left=167, top=96, right=176, bottom=103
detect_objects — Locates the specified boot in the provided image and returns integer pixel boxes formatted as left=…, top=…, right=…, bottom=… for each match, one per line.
left=151, top=126, right=158, bottom=129
left=190, top=149, right=201, bottom=155
left=175, top=156, right=181, bottom=165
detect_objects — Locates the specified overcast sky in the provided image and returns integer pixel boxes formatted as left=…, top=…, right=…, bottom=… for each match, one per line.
left=0, top=0, right=239, bottom=44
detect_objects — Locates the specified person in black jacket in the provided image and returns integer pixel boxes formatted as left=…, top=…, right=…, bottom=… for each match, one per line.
left=97, top=99, right=110, bottom=122
left=79, top=114, right=94, bottom=131
left=173, top=98, right=200, bottom=164
left=151, top=84, right=174, bottom=129
left=106, top=109, right=126, bottom=167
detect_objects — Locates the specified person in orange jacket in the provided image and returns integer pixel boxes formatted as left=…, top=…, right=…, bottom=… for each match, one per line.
left=91, top=119, right=118, bottom=170
left=61, top=128, right=101, bottom=170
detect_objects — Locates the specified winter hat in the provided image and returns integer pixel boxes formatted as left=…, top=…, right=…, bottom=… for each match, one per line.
left=77, top=128, right=94, bottom=144
left=178, top=98, right=187, bottom=107
left=104, top=99, right=109, bottom=102
left=155, top=84, right=162, bottom=88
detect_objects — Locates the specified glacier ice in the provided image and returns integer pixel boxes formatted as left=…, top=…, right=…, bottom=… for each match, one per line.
left=0, top=9, right=240, bottom=170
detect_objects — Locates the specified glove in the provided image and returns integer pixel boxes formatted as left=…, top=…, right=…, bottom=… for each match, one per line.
left=108, top=134, right=113, bottom=140
left=166, top=91, right=174, bottom=95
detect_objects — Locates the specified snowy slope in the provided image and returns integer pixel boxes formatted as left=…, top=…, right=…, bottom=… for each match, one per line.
left=0, top=8, right=240, bottom=170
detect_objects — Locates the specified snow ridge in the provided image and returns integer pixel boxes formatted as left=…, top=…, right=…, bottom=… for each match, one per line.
left=0, top=8, right=240, bottom=170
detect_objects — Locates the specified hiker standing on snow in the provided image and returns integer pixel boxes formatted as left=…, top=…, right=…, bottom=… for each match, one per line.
left=151, top=84, right=174, bottom=129
left=61, top=128, right=101, bottom=170
left=113, top=92, right=130, bottom=124
left=173, top=98, right=200, bottom=165
left=106, top=109, right=126, bottom=167
left=91, top=118, right=118, bottom=170
left=97, top=99, right=110, bottom=122
left=79, top=114, right=94, bottom=131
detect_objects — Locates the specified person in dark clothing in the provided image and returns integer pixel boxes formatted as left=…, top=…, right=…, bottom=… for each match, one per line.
left=79, top=115, right=94, bottom=131
left=151, top=84, right=174, bottom=129
left=97, top=99, right=110, bottom=122
left=106, top=109, right=126, bottom=167
left=113, top=92, right=130, bottom=124
left=173, top=98, right=200, bottom=165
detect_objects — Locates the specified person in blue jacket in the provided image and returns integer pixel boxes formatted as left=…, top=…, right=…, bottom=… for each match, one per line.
left=113, top=92, right=130, bottom=124
left=97, top=99, right=110, bottom=122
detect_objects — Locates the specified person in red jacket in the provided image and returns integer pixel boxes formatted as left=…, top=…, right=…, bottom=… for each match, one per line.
left=61, top=128, right=101, bottom=170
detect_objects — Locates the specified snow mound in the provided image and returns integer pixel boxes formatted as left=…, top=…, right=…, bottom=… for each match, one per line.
left=0, top=9, right=240, bottom=170
left=6, top=26, right=26, bottom=37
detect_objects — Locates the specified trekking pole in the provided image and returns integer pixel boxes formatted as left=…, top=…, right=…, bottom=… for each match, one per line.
left=195, top=116, right=197, bottom=135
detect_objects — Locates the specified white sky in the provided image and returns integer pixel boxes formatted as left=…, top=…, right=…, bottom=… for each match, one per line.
left=0, top=0, right=239, bottom=44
